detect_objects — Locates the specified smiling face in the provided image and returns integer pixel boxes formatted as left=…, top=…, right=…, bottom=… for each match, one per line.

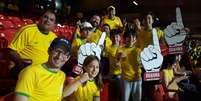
left=102, top=24, right=110, bottom=34
left=90, top=15, right=101, bottom=28
left=108, top=9, right=115, bottom=19
left=125, top=34, right=136, bottom=47
left=83, top=56, right=100, bottom=79
left=48, top=46, right=70, bottom=69
left=111, top=34, right=121, bottom=45
left=38, top=11, right=56, bottom=33
left=143, top=14, right=153, bottom=28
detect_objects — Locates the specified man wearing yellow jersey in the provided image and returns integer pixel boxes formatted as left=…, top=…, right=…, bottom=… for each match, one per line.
left=136, top=12, right=165, bottom=50
left=68, top=22, right=93, bottom=77
left=101, top=5, right=123, bottom=30
left=136, top=12, right=166, bottom=101
left=117, top=29, right=142, bottom=101
left=71, top=21, right=93, bottom=60
left=87, top=15, right=102, bottom=44
left=9, top=10, right=57, bottom=65
left=14, top=37, right=71, bottom=101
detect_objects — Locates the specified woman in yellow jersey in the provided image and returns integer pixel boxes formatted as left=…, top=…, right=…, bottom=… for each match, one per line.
left=63, top=55, right=103, bottom=101
left=162, top=54, right=188, bottom=101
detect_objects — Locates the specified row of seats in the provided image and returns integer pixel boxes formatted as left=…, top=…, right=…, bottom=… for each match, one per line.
left=53, top=24, right=75, bottom=42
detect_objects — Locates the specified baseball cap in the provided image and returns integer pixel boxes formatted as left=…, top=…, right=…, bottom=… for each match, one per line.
left=80, top=21, right=93, bottom=30
left=107, top=5, right=115, bottom=11
left=50, top=37, right=71, bottom=53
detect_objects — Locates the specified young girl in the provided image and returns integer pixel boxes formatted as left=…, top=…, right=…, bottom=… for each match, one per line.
left=62, top=55, right=103, bottom=101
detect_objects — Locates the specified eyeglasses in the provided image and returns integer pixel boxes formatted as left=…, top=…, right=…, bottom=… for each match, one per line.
left=53, top=49, right=70, bottom=58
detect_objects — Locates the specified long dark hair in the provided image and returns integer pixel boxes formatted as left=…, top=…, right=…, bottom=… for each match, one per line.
left=83, top=55, right=103, bottom=89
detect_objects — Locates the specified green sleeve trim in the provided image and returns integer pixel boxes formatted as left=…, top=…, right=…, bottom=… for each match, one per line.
left=16, top=92, right=30, bottom=98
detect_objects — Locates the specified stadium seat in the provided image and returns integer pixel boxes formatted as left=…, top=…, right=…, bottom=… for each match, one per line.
left=22, top=18, right=33, bottom=25
left=2, top=29, right=17, bottom=44
left=0, top=92, right=14, bottom=101
left=0, top=14, right=7, bottom=20
left=0, top=20, right=15, bottom=29
left=7, top=16, right=24, bottom=28
left=0, top=33, right=8, bottom=48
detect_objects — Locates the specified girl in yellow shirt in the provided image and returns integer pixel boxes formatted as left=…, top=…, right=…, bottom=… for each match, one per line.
left=63, top=55, right=103, bottom=101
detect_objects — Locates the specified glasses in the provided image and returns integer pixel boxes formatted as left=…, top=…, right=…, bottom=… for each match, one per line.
left=53, top=49, right=70, bottom=58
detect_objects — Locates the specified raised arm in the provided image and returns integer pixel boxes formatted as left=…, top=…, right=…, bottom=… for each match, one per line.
left=62, top=73, right=89, bottom=98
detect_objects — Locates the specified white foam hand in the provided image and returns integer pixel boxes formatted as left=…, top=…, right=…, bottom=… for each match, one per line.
left=77, top=32, right=106, bottom=66
left=164, top=7, right=187, bottom=45
left=140, top=28, right=163, bottom=72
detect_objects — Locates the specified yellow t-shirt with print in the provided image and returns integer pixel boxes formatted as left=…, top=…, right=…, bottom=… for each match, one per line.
left=9, top=24, right=57, bottom=65
left=67, top=79, right=100, bottom=101
left=106, top=45, right=121, bottom=75
left=136, top=27, right=164, bottom=50
left=15, top=64, right=66, bottom=101
left=118, top=46, right=142, bottom=81
left=102, top=16, right=123, bottom=30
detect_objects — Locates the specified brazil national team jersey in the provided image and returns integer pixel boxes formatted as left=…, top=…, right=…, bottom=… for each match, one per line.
left=15, top=64, right=65, bottom=101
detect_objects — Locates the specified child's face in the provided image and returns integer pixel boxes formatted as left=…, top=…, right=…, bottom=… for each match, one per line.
left=81, top=28, right=91, bottom=38
left=143, top=14, right=153, bottom=27
left=84, top=60, right=100, bottom=78
left=125, top=35, right=136, bottom=47
left=111, top=34, right=120, bottom=45
left=102, top=25, right=110, bottom=34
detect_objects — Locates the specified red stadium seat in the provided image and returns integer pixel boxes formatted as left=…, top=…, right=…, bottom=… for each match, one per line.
left=0, top=33, right=8, bottom=48
left=7, top=16, right=24, bottom=28
left=100, top=79, right=109, bottom=101
left=2, top=29, right=17, bottom=44
left=0, top=14, right=7, bottom=20
left=7, top=16, right=21, bottom=23
left=0, top=92, right=14, bottom=101
left=22, top=18, right=33, bottom=25
left=0, top=20, right=16, bottom=29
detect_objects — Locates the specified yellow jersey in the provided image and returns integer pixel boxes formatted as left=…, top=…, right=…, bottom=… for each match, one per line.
left=118, top=46, right=142, bottom=81
left=15, top=64, right=65, bottom=101
left=9, top=24, right=57, bottom=65
left=67, top=78, right=100, bottom=101
left=102, top=16, right=123, bottom=30
left=136, top=27, right=164, bottom=50
left=106, top=45, right=121, bottom=75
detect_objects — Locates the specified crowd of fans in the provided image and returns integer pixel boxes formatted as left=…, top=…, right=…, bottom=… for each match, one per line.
left=0, top=3, right=201, bottom=101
